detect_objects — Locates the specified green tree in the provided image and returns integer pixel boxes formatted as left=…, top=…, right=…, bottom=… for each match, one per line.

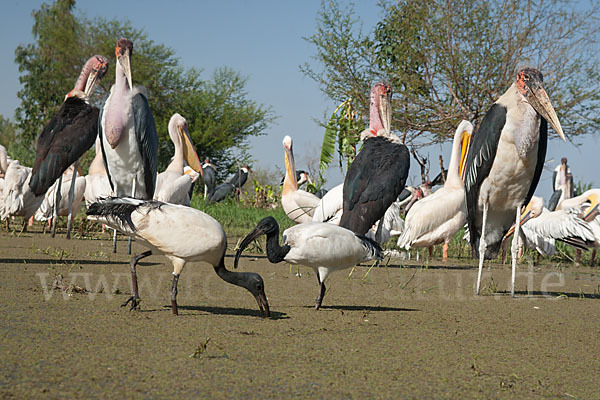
left=14, top=0, right=273, bottom=177
left=303, top=0, right=600, bottom=167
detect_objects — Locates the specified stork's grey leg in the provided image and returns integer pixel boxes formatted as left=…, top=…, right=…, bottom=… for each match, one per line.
left=66, top=160, right=79, bottom=240
left=128, top=176, right=136, bottom=255
left=510, top=206, right=521, bottom=297
left=476, top=203, right=488, bottom=295
left=51, top=175, right=63, bottom=238
left=112, top=228, right=117, bottom=253
left=122, top=250, right=152, bottom=311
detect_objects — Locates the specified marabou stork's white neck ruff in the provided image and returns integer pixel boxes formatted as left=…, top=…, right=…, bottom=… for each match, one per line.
left=235, top=216, right=382, bottom=309
left=397, top=120, right=472, bottom=260
left=464, top=68, right=565, bottom=296
left=339, top=82, right=410, bottom=240
left=100, top=38, right=158, bottom=200
left=87, top=197, right=269, bottom=317
left=281, top=136, right=320, bottom=223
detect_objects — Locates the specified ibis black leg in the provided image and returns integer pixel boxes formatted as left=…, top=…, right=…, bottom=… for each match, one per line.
left=122, top=250, right=152, bottom=311
left=315, top=281, right=326, bottom=310
left=170, top=273, right=180, bottom=315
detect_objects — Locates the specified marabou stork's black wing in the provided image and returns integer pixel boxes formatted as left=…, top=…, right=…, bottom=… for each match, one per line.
left=552, top=169, right=558, bottom=192
left=523, top=119, right=547, bottom=208
left=208, top=183, right=235, bottom=203
left=430, top=168, right=448, bottom=187
left=464, top=103, right=507, bottom=248
left=29, top=97, right=98, bottom=196
left=339, top=137, right=409, bottom=235
left=548, top=189, right=562, bottom=211
left=132, top=93, right=159, bottom=199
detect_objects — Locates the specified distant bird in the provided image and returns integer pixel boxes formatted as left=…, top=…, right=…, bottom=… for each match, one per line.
left=548, top=157, right=573, bottom=211
left=397, top=120, right=473, bottom=261
left=281, top=136, right=320, bottom=223
left=235, top=216, right=382, bottom=309
left=314, top=188, right=328, bottom=199
left=35, top=164, right=86, bottom=223
left=207, top=182, right=236, bottom=203
left=557, top=189, right=600, bottom=264
left=29, top=55, right=109, bottom=196
left=154, top=114, right=203, bottom=205
left=202, top=159, right=217, bottom=199
left=87, top=197, right=269, bottom=317
left=339, top=82, right=410, bottom=242
left=464, top=68, right=565, bottom=296
left=430, top=169, right=448, bottom=187
left=99, top=38, right=158, bottom=200
left=84, top=138, right=112, bottom=207
left=280, top=170, right=311, bottom=187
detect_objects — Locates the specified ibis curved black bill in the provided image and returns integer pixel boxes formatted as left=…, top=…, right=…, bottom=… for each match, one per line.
left=234, top=226, right=265, bottom=269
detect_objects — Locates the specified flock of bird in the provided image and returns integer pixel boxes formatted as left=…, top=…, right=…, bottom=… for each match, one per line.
left=1, top=37, right=599, bottom=317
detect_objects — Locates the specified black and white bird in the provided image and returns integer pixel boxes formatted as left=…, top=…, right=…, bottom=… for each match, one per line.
left=464, top=68, right=565, bottom=296
left=29, top=55, right=109, bottom=196
left=202, top=159, right=217, bottom=199
left=87, top=197, right=269, bottom=317
left=339, top=82, right=410, bottom=242
left=235, top=216, right=382, bottom=309
left=99, top=38, right=158, bottom=200
left=548, top=157, right=573, bottom=211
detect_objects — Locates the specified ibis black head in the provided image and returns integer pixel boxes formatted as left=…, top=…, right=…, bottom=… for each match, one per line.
left=241, top=272, right=270, bottom=318
left=234, top=217, right=281, bottom=268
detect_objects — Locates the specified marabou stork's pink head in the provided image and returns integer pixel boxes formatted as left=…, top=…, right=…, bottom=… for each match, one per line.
left=515, top=68, right=565, bottom=141
left=67, top=55, right=109, bottom=101
left=369, top=82, right=392, bottom=137
left=116, top=38, right=134, bottom=91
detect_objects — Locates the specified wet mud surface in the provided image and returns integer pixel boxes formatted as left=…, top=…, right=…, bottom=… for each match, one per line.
left=1, top=227, right=599, bottom=398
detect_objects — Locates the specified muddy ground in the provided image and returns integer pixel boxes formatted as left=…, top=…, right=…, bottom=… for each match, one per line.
left=1, top=225, right=599, bottom=399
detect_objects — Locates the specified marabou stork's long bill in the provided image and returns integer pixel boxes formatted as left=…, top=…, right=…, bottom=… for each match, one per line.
left=235, top=216, right=382, bottom=310
left=29, top=55, right=109, bottom=196
left=281, top=136, right=320, bottom=223
left=154, top=113, right=203, bottom=205
left=397, top=120, right=473, bottom=261
left=87, top=197, right=269, bottom=317
left=100, top=38, right=158, bottom=200
left=339, top=83, right=409, bottom=241
left=464, top=68, right=565, bottom=296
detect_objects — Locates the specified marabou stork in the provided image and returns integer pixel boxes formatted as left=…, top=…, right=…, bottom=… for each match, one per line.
left=397, top=120, right=473, bottom=261
left=464, top=68, right=565, bottom=296
left=281, top=136, right=320, bottom=223
left=29, top=55, right=109, bottom=196
left=99, top=38, right=158, bottom=200
left=207, top=166, right=251, bottom=203
left=235, top=216, right=382, bottom=310
left=154, top=113, right=203, bottom=205
left=87, top=197, right=269, bottom=317
left=84, top=138, right=112, bottom=207
left=339, top=82, right=410, bottom=242
left=202, top=159, right=217, bottom=199
left=548, top=157, right=573, bottom=211
left=280, top=170, right=311, bottom=187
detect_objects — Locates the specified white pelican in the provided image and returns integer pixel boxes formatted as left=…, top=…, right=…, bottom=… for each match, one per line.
left=397, top=120, right=473, bottom=261
left=281, top=136, right=320, bottom=223
left=99, top=38, right=158, bottom=199
left=464, top=68, right=565, bottom=296
left=84, top=138, right=112, bottom=207
left=339, top=83, right=409, bottom=242
left=1, top=161, right=44, bottom=229
left=154, top=113, right=202, bottom=205
left=0, top=144, right=9, bottom=178
left=235, top=216, right=382, bottom=309
left=312, top=183, right=343, bottom=224
left=557, top=189, right=600, bottom=264
left=87, top=197, right=269, bottom=317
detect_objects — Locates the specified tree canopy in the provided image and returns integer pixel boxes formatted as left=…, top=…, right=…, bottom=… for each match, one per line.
left=14, top=0, right=273, bottom=178
left=303, top=0, right=600, bottom=169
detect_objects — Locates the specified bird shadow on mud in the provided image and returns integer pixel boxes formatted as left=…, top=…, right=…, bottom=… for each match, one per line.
left=379, top=262, right=476, bottom=271
left=0, top=258, right=161, bottom=266
left=307, top=305, right=420, bottom=312
left=172, top=305, right=288, bottom=320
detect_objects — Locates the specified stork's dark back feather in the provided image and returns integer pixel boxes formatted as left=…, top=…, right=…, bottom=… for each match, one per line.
left=29, top=97, right=99, bottom=196
left=464, top=103, right=507, bottom=248
left=340, top=137, right=409, bottom=235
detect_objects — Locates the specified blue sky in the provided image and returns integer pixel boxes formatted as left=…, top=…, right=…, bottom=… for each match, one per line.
left=1, top=0, right=597, bottom=200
